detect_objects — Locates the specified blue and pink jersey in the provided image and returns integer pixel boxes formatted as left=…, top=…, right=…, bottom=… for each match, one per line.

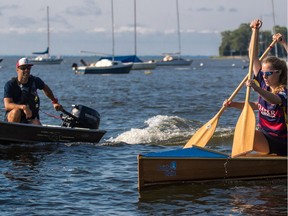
left=255, top=71, right=287, bottom=141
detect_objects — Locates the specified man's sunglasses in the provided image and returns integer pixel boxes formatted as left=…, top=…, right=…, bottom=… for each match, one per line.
left=18, top=65, right=32, bottom=71
left=261, top=70, right=279, bottom=77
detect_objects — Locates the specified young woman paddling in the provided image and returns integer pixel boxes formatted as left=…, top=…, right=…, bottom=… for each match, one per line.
left=224, top=19, right=287, bottom=156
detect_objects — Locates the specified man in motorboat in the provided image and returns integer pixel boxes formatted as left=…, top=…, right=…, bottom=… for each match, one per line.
left=3, top=57, right=62, bottom=125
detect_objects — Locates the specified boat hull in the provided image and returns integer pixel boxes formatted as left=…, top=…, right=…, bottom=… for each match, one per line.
left=156, top=59, right=192, bottom=66
left=29, top=57, right=63, bottom=65
left=74, top=63, right=133, bottom=74
left=0, top=121, right=106, bottom=144
left=138, top=146, right=287, bottom=191
left=98, top=55, right=157, bottom=70
left=132, top=62, right=157, bottom=70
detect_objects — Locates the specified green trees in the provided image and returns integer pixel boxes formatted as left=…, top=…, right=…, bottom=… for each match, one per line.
left=219, top=23, right=287, bottom=57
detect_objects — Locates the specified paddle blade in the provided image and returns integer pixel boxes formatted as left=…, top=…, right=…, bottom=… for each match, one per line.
left=231, top=103, right=256, bottom=157
left=183, top=116, right=219, bottom=148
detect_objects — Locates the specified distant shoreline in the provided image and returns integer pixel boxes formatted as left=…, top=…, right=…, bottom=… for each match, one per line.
left=210, top=55, right=248, bottom=60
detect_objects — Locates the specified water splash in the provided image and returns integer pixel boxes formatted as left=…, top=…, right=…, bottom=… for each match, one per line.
left=106, top=115, right=234, bottom=146
left=107, top=115, right=192, bottom=145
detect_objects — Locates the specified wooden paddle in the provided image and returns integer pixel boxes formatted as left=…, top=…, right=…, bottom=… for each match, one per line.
left=231, top=25, right=260, bottom=158
left=183, top=39, right=277, bottom=149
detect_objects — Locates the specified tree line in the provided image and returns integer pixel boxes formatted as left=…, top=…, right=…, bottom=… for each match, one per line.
left=219, top=23, right=287, bottom=57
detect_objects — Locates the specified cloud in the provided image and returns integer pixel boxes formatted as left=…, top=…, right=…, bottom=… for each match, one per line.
left=164, top=29, right=176, bottom=34
left=198, top=29, right=220, bottom=34
left=186, top=29, right=219, bottom=34
left=65, top=0, right=101, bottom=17
left=229, top=8, right=238, bottom=12
left=0, top=4, right=19, bottom=16
left=135, top=26, right=157, bottom=35
left=0, top=27, right=31, bottom=35
left=8, top=16, right=37, bottom=28
left=87, top=27, right=106, bottom=33
left=50, top=15, right=73, bottom=29
left=217, top=6, right=225, bottom=12
left=85, top=23, right=159, bottom=36
left=196, top=7, right=213, bottom=12
left=116, top=26, right=134, bottom=33
left=193, top=6, right=237, bottom=13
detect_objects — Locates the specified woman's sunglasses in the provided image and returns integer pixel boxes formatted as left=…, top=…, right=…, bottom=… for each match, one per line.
left=261, top=70, right=279, bottom=77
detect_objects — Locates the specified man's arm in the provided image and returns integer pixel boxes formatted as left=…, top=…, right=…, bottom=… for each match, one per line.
left=42, top=84, right=63, bottom=111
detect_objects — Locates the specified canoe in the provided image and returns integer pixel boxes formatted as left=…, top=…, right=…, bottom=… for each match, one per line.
left=138, top=146, right=287, bottom=191
left=0, top=121, right=106, bottom=144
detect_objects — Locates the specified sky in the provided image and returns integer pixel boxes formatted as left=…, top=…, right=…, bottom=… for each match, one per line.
left=0, top=0, right=287, bottom=56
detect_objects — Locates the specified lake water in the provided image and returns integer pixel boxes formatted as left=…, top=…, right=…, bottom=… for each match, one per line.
left=0, top=56, right=286, bottom=215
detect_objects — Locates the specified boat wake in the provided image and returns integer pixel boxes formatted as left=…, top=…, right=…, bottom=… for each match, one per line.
left=105, top=115, right=234, bottom=146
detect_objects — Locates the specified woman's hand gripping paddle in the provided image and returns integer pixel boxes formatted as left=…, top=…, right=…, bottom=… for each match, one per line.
left=231, top=23, right=260, bottom=158
left=183, top=38, right=276, bottom=149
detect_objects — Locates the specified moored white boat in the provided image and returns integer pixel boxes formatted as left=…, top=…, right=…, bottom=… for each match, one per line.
left=73, top=0, right=135, bottom=75
left=29, top=6, right=63, bottom=65
left=155, top=0, right=193, bottom=67
left=72, top=59, right=133, bottom=75
left=29, top=53, right=63, bottom=65
left=130, top=0, right=157, bottom=70
left=156, top=55, right=192, bottom=66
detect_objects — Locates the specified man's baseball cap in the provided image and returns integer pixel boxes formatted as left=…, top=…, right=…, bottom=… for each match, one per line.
left=16, top=58, right=34, bottom=68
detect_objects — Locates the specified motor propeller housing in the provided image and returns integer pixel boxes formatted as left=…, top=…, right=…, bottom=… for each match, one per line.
left=61, top=104, right=100, bottom=129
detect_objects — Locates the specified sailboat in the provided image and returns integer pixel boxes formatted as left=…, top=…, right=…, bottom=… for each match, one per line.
left=29, top=6, right=63, bottom=65
left=97, top=0, right=156, bottom=70
left=156, top=0, right=192, bottom=66
left=128, top=0, right=157, bottom=70
left=72, top=0, right=133, bottom=74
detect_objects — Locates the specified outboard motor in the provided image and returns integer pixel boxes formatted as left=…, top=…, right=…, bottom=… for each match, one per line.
left=72, top=63, right=78, bottom=70
left=61, top=104, right=100, bottom=129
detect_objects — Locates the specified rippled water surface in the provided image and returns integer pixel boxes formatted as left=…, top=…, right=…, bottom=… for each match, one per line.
left=0, top=56, right=286, bottom=215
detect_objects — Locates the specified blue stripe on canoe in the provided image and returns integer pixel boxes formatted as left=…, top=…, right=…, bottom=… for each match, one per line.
left=142, top=147, right=229, bottom=158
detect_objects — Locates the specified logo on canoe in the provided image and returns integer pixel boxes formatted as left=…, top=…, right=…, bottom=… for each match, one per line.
left=158, top=161, right=177, bottom=177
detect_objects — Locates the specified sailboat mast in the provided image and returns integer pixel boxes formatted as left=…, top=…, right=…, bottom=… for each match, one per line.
left=176, top=0, right=181, bottom=58
left=47, top=6, right=50, bottom=55
left=111, top=0, right=115, bottom=61
left=134, top=0, right=137, bottom=56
